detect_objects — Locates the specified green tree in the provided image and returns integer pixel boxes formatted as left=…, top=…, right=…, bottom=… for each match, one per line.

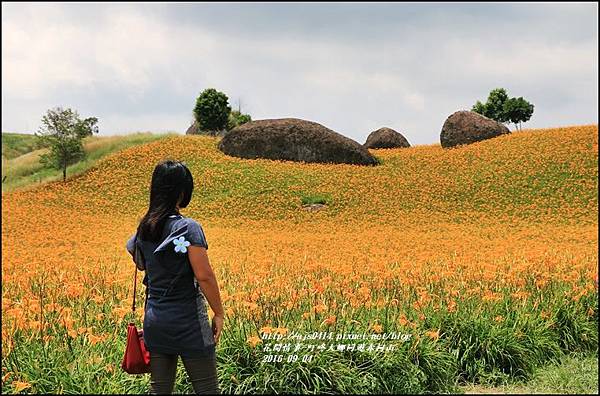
left=471, top=100, right=487, bottom=116
left=226, top=110, right=252, bottom=131
left=503, top=97, right=534, bottom=131
left=472, top=88, right=534, bottom=130
left=35, top=107, right=99, bottom=181
left=193, top=88, right=231, bottom=135
left=483, top=88, right=510, bottom=122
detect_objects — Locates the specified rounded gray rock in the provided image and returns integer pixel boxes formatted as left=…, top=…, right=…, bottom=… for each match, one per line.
left=186, top=120, right=227, bottom=137
left=218, top=118, right=378, bottom=166
left=185, top=121, right=200, bottom=135
left=364, top=127, right=411, bottom=149
left=440, top=110, right=510, bottom=148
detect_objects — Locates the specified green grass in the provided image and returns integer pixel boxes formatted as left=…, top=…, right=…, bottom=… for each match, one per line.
left=1, top=132, right=50, bottom=160
left=300, top=193, right=332, bottom=206
left=3, top=279, right=596, bottom=394
left=1, top=132, right=176, bottom=192
left=461, top=353, right=599, bottom=394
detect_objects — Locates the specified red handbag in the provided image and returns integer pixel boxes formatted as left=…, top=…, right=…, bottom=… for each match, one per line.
left=121, top=238, right=151, bottom=374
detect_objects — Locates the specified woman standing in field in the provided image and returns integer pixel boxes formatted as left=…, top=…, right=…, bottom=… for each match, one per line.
left=126, top=160, right=224, bottom=394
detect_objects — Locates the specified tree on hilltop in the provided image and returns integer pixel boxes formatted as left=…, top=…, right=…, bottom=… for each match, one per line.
left=503, top=97, right=534, bottom=131
left=193, top=88, right=231, bottom=135
left=472, top=88, right=534, bottom=131
left=35, top=107, right=99, bottom=181
left=227, top=110, right=252, bottom=131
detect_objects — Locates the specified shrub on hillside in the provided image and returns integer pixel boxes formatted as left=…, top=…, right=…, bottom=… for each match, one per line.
left=472, top=88, right=534, bottom=131
left=193, top=88, right=231, bottom=135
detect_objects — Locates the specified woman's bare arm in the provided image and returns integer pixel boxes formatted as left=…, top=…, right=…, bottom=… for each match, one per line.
left=188, top=245, right=225, bottom=343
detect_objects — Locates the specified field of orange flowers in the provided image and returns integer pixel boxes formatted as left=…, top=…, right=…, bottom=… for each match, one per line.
left=1, top=125, right=598, bottom=393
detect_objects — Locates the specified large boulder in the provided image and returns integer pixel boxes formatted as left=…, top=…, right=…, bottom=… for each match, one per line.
left=217, top=118, right=378, bottom=166
left=185, top=120, right=227, bottom=137
left=185, top=121, right=200, bottom=135
left=440, top=110, right=510, bottom=148
left=364, top=127, right=410, bottom=149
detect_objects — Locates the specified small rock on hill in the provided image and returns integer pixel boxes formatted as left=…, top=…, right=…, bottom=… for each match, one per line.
left=186, top=121, right=227, bottom=137
left=364, top=127, right=411, bottom=149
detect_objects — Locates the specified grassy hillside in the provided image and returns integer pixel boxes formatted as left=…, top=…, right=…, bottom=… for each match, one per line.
left=1, top=132, right=177, bottom=192
left=461, top=353, right=598, bottom=394
left=5, top=125, right=596, bottom=225
left=1, top=132, right=49, bottom=160
left=2, top=125, right=598, bottom=394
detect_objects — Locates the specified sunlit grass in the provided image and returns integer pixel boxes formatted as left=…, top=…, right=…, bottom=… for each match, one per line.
left=1, top=132, right=177, bottom=192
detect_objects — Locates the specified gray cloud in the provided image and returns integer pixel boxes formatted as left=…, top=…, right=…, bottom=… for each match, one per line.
left=2, top=2, right=597, bottom=145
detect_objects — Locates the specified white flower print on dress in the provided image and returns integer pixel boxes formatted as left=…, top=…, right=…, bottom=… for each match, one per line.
left=173, top=236, right=191, bottom=253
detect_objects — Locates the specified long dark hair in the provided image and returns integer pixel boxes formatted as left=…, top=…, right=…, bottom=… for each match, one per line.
left=136, top=160, right=194, bottom=242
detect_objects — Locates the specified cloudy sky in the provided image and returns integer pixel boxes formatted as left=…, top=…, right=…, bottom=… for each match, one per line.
left=2, top=2, right=598, bottom=145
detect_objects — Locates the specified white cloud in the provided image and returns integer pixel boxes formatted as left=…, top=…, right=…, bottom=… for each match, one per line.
left=2, top=3, right=597, bottom=144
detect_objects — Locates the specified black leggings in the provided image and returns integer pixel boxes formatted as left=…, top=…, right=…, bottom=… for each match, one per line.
left=149, top=351, right=220, bottom=394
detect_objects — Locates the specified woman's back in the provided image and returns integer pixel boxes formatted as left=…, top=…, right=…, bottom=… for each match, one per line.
left=126, top=159, right=223, bottom=394
left=126, top=214, right=215, bottom=358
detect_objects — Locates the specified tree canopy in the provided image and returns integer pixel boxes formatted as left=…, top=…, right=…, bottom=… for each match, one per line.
left=35, top=107, right=98, bottom=181
left=472, top=88, right=534, bottom=130
left=193, top=88, right=232, bottom=134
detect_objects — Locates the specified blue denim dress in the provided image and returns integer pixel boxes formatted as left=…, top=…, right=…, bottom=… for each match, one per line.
left=126, top=214, right=216, bottom=358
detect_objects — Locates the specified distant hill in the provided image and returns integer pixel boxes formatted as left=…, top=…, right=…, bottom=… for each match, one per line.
left=2, top=132, right=49, bottom=160
left=3, top=125, right=597, bottom=225
left=1, top=131, right=177, bottom=192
